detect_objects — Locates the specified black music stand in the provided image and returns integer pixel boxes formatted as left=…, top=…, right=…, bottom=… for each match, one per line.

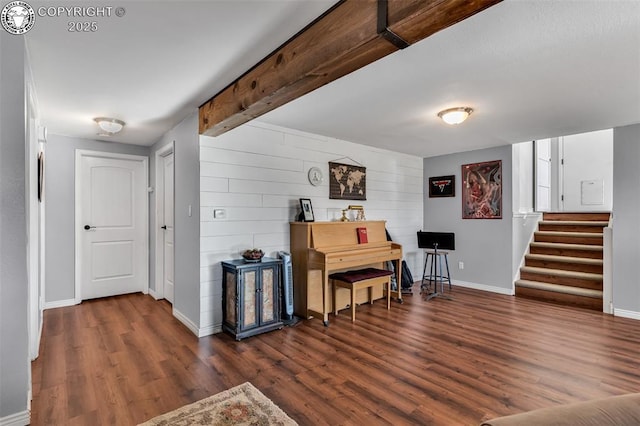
left=417, top=231, right=455, bottom=300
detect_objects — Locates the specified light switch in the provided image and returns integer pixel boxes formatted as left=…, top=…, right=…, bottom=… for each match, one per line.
left=214, top=209, right=226, bottom=219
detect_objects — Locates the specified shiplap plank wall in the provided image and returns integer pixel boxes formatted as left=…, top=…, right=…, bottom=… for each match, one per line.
left=199, top=123, right=423, bottom=332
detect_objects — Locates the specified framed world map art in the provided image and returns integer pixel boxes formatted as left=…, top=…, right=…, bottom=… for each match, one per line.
left=329, top=162, right=366, bottom=200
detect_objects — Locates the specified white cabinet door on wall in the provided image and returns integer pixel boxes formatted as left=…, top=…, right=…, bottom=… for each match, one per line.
left=561, top=129, right=613, bottom=212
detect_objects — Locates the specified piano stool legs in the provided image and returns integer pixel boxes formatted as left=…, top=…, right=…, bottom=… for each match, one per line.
left=332, top=275, right=392, bottom=322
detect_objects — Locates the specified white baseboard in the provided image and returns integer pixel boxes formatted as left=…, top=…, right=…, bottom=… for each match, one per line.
left=453, top=280, right=514, bottom=296
left=148, top=288, right=161, bottom=300
left=43, top=298, right=78, bottom=310
left=198, top=324, right=223, bottom=338
left=172, top=308, right=223, bottom=338
left=613, top=308, right=640, bottom=320
left=173, top=308, right=199, bottom=337
left=0, top=410, right=29, bottom=426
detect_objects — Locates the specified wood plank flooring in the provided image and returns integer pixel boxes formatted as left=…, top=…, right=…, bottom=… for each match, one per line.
left=31, top=285, right=640, bottom=425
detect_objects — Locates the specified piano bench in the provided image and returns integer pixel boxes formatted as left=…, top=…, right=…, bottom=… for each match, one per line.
left=329, top=268, right=394, bottom=322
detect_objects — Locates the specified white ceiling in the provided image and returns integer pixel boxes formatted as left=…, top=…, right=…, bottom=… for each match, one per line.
left=26, top=0, right=640, bottom=158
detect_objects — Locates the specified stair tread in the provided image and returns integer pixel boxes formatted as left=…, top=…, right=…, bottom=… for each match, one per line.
left=543, top=212, right=611, bottom=219
left=535, top=231, right=603, bottom=237
left=540, top=221, right=608, bottom=226
left=520, top=266, right=603, bottom=280
left=530, top=242, right=603, bottom=251
left=515, top=280, right=602, bottom=298
left=525, top=254, right=603, bottom=265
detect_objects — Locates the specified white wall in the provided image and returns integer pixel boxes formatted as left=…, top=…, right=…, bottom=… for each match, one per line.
left=560, top=129, right=613, bottom=211
left=612, top=124, right=640, bottom=318
left=512, top=141, right=534, bottom=214
left=0, top=31, right=30, bottom=425
left=424, top=145, right=514, bottom=294
left=200, top=122, right=423, bottom=335
left=150, top=112, right=201, bottom=334
left=25, top=51, right=44, bottom=362
left=511, top=142, right=541, bottom=281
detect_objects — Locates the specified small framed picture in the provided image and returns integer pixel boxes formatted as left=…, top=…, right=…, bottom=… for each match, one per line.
left=429, top=175, right=455, bottom=197
left=299, top=198, right=315, bottom=222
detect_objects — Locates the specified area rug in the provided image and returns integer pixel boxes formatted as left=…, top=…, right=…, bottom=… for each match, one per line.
left=138, top=382, right=298, bottom=426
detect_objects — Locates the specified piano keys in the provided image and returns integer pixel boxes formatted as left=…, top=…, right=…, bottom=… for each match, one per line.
left=290, top=221, right=402, bottom=324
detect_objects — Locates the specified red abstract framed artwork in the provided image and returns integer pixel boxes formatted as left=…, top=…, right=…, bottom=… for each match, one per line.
left=461, top=160, right=502, bottom=219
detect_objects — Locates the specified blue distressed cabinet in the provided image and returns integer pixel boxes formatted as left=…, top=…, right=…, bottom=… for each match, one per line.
left=221, top=258, right=283, bottom=340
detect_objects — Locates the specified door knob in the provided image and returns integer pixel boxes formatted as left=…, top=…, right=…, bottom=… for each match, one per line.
left=161, top=225, right=167, bottom=230
left=84, top=225, right=96, bottom=230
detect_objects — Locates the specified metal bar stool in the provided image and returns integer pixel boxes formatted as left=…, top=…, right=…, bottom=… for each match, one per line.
left=420, top=247, right=452, bottom=299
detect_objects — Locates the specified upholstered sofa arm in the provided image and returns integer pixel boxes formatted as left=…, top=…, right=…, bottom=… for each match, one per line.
left=481, top=393, right=640, bottom=426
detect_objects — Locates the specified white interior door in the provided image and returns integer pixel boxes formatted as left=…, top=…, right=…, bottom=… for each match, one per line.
left=560, top=129, right=613, bottom=212
left=535, top=139, right=551, bottom=212
left=76, top=151, right=148, bottom=300
left=162, top=153, right=175, bottom=303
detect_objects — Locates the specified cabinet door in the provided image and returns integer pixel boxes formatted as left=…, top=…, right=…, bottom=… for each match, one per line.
left=241, top=270, right=258, bottom=329
left=260, top=266, right=279, bottom=324
left=224, top=269, right=237, bottom=328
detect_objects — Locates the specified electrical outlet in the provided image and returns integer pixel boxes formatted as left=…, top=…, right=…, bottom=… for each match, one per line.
left=458, top=261, right=464, bottom=270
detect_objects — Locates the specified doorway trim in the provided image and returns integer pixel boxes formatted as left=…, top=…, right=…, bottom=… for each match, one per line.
left=154, top=142, right=174, bottom=300
left=74, top=149, right=149, bottom=303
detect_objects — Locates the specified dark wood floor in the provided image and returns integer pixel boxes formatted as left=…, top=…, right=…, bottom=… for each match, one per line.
left=32, top=285, right=640, bottom=425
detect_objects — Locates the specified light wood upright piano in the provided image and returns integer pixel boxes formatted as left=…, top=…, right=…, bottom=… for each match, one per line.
left=290, top=220, right=402, bottom=325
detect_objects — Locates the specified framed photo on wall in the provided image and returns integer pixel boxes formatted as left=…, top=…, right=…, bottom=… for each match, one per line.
left=428, top=175, right=455, bottom=197
left=299, top=198, right=315, bottom=222
left=462, top=160, right=502, bottom=219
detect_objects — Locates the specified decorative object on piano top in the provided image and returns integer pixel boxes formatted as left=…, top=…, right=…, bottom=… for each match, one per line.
left=329, top=161, right=366, bottom=200
left=348, top=205, right=366, bottom=221
left=242, top=248, right=264, bottom=262
left=298, top=198, right=314, bottom=222
left=339, top=205, right=366, bottom=222
left=428, top=175, right=455, bottom=198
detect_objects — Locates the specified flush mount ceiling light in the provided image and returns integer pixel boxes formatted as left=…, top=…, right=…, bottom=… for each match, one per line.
left=437, top=107, right=473, bottom=125
left=94, top=117, right=125, bottom=135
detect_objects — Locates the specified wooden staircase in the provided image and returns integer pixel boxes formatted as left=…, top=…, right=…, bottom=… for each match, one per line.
left=515, top=212, right=610, bottom=311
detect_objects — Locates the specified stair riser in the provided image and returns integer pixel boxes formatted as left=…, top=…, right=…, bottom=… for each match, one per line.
left=520, top=271, right=602, bottom=290
left=525, top=259, right=603, bottom=274
left=538, top=224, right=606, bottom=233
left=534, top=234, right=603, bottom=245
left=543, top=213, right=611, bottom=222
left=515, top=286, right=602, bottom=311
left=529, top=246, right=603, bottom=259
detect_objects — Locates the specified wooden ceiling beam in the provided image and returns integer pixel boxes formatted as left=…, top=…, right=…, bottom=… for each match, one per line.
left=199, top=0, right=502, bottom=137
